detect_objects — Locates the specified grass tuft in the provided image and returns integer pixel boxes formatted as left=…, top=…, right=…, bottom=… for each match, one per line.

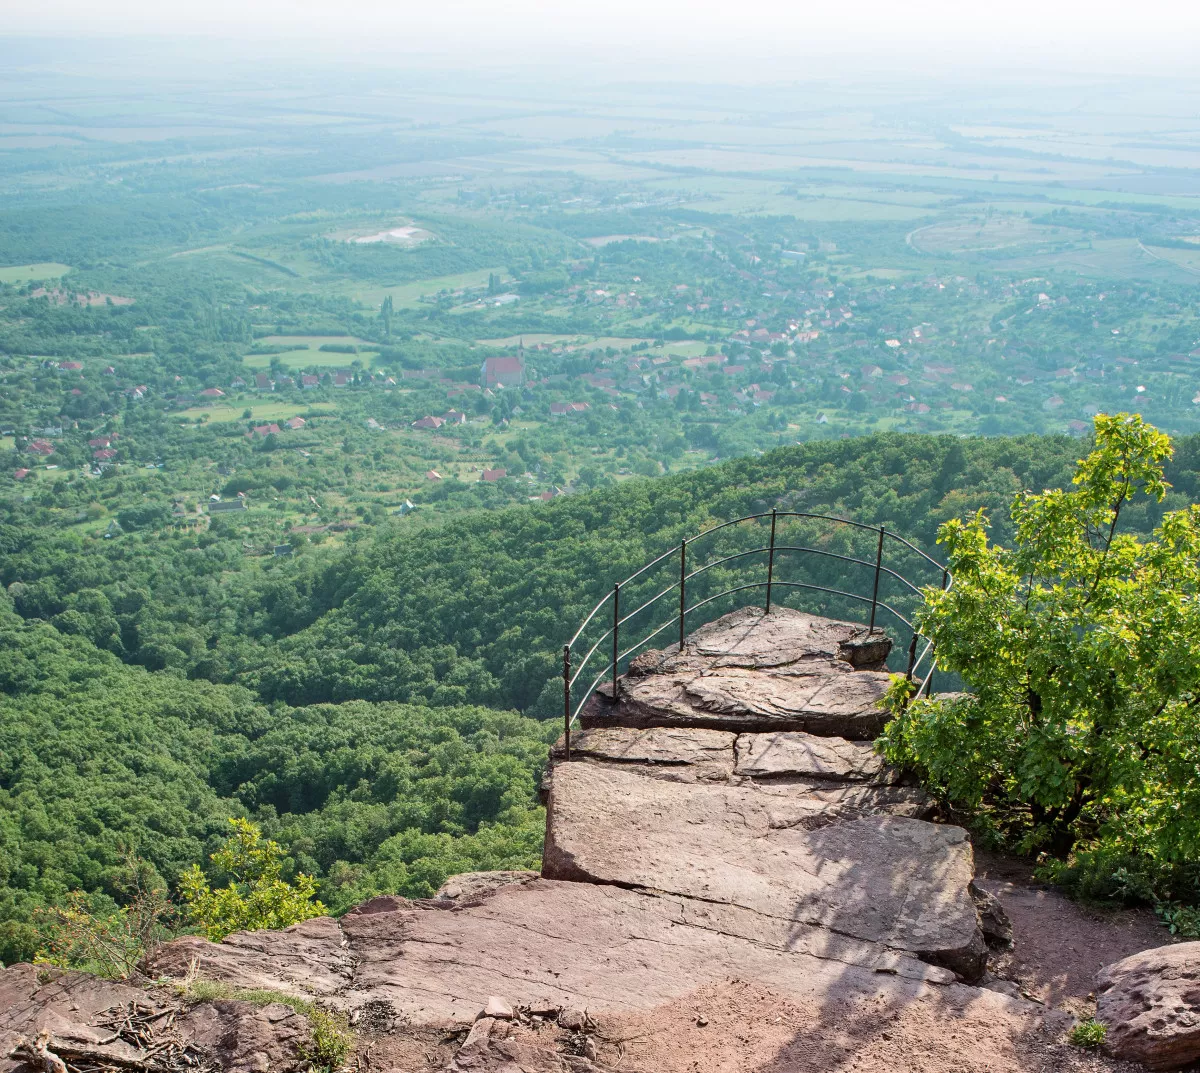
left=1068, top=1019, right=1107, bottom=1048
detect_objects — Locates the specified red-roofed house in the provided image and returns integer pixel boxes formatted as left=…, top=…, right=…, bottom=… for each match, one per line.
left=482, top=356, right=525, bottom=388
left=58, top=361, right=84, bottom=372
left=13, top=468, right=30, bottom=480
left=481, top=468, right=507, bottom=482
left=412, top=415, right=445, bottom=430
left=246, top=424, right=281, bottom=439
left=286, top=417, right=305, bottom=430
left=200, top=388, right=225, bottom=398
left=26, top=440, right=54, bottom=456
left=425, top=470, right=442, bottom=481
left=301, top=375, right=319, bottom=389
left=441, top=410, right=467, bottom=424
left=550, top=402, right=590, bottom=416
left=93, top=448, right=117, bottom=461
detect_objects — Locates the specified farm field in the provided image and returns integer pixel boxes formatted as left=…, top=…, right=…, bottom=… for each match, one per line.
left=908, top=215, right=1086, bottom=255
left=0, top=262, right=71, bottom=283
left=255, top=335, right=377, bottom=348
left=335, top=268, right=512, bottom=307
left=172, top=401, right=337, bottom=423
left=242, top=350, right=381, bottom=370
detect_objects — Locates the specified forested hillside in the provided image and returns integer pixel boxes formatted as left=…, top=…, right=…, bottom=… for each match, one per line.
left=5, top=430, right=1200, bottom=964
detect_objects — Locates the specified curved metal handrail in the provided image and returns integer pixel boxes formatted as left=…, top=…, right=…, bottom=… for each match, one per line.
left=559, top=510, right=950, bottom=759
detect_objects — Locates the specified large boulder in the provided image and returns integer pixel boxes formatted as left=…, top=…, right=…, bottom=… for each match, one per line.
left=1096, top=941, right=1200, bottom=1069
left=542, top=761, right=985, bottom=979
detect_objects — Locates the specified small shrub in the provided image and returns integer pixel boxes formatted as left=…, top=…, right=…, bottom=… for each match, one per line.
left=179, top=818, right=326, bottom=941
left=35, top=858, right=175, bottom=979
left=1156, top=901, right=1200, bottom=939
left=1068, top=1019, right=1107, bottom=1047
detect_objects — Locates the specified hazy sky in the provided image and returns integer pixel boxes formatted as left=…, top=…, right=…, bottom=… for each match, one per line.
left=7, top=0, right=1200, bottom=78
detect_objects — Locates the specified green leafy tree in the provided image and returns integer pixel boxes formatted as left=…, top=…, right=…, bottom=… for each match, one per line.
left=180, top=818, right=326, bottom=941
left=881, top=414, right=1200, bottom=861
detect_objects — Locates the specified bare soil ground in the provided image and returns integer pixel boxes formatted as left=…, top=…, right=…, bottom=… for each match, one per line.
left=974, top=851, right=1176, bottom=1016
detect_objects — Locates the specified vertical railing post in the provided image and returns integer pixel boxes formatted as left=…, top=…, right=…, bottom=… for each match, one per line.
left=869, top=525, right=885, bottom=632
left=611, top=583, right=620, bottom=701
left=562, top=643, right=572, bottom=761
left=765, top=508, right=777, bottom=613
left=905, top=633, right=917, bottom=681
left=678, top=539, right=687, bottom=650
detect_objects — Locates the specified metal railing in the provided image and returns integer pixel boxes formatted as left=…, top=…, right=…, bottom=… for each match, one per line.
left=560, top=510, right=950, bottom=759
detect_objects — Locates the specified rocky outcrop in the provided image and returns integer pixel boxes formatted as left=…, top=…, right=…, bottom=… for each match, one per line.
left=1096, top=941, right=1200, bottom=1069
left=585, top=606, right=894, bottom=737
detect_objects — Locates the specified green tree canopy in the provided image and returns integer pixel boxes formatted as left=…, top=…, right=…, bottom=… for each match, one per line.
left=882, top=414, right=1200, bottom=863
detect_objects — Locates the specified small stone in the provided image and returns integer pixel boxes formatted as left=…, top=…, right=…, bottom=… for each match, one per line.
left=261, top=1003, right=295, bottom=1023
left=696, top=1014, right=709, bottom=1027
left=583, top=1037, right=599, bottom=1061
left=484, top=995, right=514, bottom=1020
left=457, top=1017, right=494, bottom=1060
left=558, top=1008, right=588, bottom=1031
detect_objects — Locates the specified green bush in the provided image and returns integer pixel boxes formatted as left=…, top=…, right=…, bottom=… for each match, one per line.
left=179, top=819, right=326, bottom=941
left=881, top=415, right=1200, bottom=866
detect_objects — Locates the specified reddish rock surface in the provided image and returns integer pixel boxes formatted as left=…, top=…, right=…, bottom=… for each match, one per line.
left=0, top=963, right=312, bottom=1073
left=585, top=607, right=894, bottom=736
left=1096, top=942, right=1200, bottom=1069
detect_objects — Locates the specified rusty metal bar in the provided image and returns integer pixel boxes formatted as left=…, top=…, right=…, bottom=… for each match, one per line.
left=678, top=539, right=687, bottom=649
left=869, top=526, right=885, bottom=632
left=562, top=644, right=571, bottom=761
left=765, top=509, right=777, bottom=613
left=611, top=583, right=620, bottom=702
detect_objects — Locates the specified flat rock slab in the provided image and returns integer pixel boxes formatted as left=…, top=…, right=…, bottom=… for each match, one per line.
left=734, top=729, right=901, bottom=783
left=1096, top=941, right=1200, bottom=1069
left=148, top=914, right=355, bottom=998
left=543, top=762, right=984, bottom=979
left=150, top=879, right=967, bottom=1029
left=556, top=725, right=736, bottom=777
left=585, top=607, right=895, bottom=738
left=684, top=606, right=892, bottom=669
left=589, top=659, right=893, bottom=738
